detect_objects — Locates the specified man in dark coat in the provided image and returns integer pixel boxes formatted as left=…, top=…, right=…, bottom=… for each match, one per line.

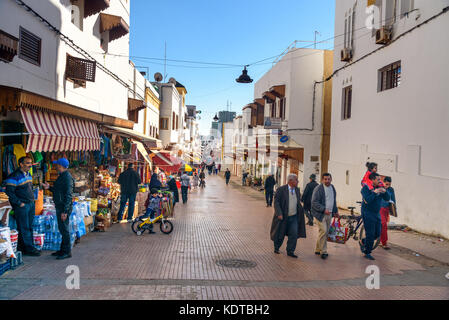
left=225, top=169, right=231, bottom=185
left=361, top=173, right=390, bottom=261
left=270, top=174, right=306, bottom=258
left=311, top=173, right=339, bottom=260
left=6, top=156, right=40, bottom=256
left=301, top=174, right=319, bottom=226
left=117, top=163, right=141, bottom=223
left=42, top=158, right=74, bottom=260
left=264, top=174, right=276, bottom=207
left=167, top=175, right=179, bottom=207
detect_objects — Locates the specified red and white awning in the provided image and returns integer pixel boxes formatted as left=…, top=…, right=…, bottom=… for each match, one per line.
left=21, top=107, right=101, bottom=152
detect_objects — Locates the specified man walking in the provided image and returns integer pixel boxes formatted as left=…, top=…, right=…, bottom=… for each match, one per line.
left=180, top=171, right=191, bottom=204
left=5, top=156, right=41, bottom=256
left=264, top=174, right=276, bottom=207
left=302, top=174, right=319, bottom=226
left=361, top=173, right=390, bottom=260
left=242, top=170, right=248, bottom=186
left=225, top=169, right=231, bottom=185
left=42, top=158, right=74, bottom=260
left=311, top=173, right=339, bottom=260
left=117, top=163, right=141, bottom=223
left=270, top=174, right=306, bottom=258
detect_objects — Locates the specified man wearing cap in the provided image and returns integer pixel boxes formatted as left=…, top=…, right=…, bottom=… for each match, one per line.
left=301, top=174, right=319, bottom=226
left=42, top=158, right=74, bottom=260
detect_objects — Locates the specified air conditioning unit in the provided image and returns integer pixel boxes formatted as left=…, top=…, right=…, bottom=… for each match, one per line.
left=376, top=26, right=392, bottom=44
left=340, top=48, right=353, bottom=62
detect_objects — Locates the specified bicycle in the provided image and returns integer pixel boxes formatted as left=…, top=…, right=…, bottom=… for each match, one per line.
left=131, top=212, right=173, bottom=235
left=339, top=202, right=380, bottom=253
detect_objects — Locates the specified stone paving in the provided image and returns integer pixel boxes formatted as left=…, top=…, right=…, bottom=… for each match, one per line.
left=0, top=175, right=448, bottom=300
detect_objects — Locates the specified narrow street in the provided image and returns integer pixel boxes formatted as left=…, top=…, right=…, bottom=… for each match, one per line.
left=1, top=175, right=448, bottom=300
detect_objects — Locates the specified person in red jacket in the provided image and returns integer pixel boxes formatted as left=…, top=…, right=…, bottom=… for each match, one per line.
left=361, top=162, right=378, bottom=189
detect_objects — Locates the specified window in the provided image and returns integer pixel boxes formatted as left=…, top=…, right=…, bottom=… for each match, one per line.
left=385, top=0, right=398, bottom=26
left=342, top=85, right=352, bottom=120
left=160, top=118, right=169, bottom=130
left=19, top=27, right=41, bottom=66
left=379, top=61, right=401, bottom=92
left=271, top=101, right=276, bottom=118
left=176, top=115, right=179, bottom=130
left=279, top=98, right=286, bottom=120
left=172, top=112, right=176, bottom=130
left=71, top=0, right=84, bottom=31
left=344, top=9, right=355, bottom=49
left=346, top=170, right=350, bottom=185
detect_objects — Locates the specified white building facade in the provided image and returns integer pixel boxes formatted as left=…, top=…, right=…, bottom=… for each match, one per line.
left=0, top=0, right=132, bottom=121
left=329, top=0, right=449, bottom=237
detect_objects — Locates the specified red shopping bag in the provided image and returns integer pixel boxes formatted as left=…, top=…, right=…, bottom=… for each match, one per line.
left=327, top=218, right=349, bottom=244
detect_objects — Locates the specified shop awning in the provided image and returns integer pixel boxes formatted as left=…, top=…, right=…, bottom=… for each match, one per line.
left=151, top=152, right=182, bottom=173
left=103, top=125, right=162, bottom=150
left=263, top=91, right=277, bottom=102
left=0, top=86, right=134, bottom=129
left=135, top=141, right=152, bottom=170
left=84, top=0, right=110, bottom=17
left=0, top=29, right=18, bottom=63
left=100, top=13, right=130, bottom=42
left=20, top=107, right=100, bottom=153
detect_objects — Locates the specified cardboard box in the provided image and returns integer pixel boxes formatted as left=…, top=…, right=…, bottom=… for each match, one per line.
left=84, top=216, right=93, bottom=233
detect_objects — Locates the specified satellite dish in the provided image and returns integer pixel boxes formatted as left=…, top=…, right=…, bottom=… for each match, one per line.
left=154, top=72, right=163, bottom=82
left=169, top=77, right=177, bottom=85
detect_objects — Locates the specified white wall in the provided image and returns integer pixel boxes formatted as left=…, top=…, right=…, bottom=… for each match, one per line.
left=0, top=0, right=131, bottom=120
left=254, top=48, right=326, bottom=189
left=158, top=84, right=180, bottom=146
left=330, top=0, right=449, bottom=237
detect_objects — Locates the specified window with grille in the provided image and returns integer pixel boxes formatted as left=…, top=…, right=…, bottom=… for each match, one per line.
left=342, top=85, right=352, bottom=120
left=65, top=54, right=96, bottom=83
left=379, top=61, right=401, bottom=92
left=19, top=27, right=41, bottom=66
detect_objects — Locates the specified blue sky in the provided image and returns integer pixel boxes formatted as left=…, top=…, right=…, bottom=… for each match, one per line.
left=130, top=0, right=336, bottom=135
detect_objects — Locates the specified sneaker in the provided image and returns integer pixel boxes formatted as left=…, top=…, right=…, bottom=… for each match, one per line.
left=315, top=251, right=321, bottom=255
left=364, top=254, right=375, bottom=261
left=287, top=253, right=298, bottom=259
left=321, top=253, right=329, bottom=260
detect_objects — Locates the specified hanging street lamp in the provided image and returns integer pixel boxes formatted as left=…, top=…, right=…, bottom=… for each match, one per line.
left=236, top=66, right=253, bottom=84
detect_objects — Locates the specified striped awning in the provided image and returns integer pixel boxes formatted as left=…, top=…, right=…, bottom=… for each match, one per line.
left=21, top=108, right=101, bottom=152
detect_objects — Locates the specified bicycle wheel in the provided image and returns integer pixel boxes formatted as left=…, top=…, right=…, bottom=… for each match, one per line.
left=160, top=220, right=173, bottom=234
left=358, top=225, right=381, bottom=253
left=132, top=219, right=146, bottom=235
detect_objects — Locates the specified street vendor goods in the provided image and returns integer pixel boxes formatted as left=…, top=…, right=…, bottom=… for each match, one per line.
left=327, top=218, right=349, bottom=244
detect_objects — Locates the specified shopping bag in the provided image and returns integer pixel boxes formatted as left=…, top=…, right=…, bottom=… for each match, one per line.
left=327, top=218, right=349, bottom=244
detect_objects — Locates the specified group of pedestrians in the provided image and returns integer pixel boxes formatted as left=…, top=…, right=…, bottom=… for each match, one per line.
left=270, top=163, right=396, bottom=261
left=6, top=157, right=75, bottom=260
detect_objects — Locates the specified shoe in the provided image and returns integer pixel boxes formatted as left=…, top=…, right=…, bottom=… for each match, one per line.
left=56, top=253, right=72, bottom=260
left=382, top=245, right=391, bottom=250
left=274, top=249, right=280, bottom=254
left=315, top=251, right=321, bottom=255
left=287, top=253, right=298, bottom=259
left=321, top=253, right=329, bottom=260
left=51, top=251, right=62, bottom=257
left=24, top=250, right=41, bottom=257
left=364, top=254, right=375, bottom=261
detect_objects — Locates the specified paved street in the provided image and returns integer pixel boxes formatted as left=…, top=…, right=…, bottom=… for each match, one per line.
left=1, top=175, right=448, bottom=300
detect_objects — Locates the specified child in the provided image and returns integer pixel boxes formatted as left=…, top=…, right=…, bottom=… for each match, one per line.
left=380, top=176, right=396, bottom=250
left=143, top=188, right=162, bottom=234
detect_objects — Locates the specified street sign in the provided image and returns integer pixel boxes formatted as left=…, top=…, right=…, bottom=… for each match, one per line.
left=280, top=135, right=289, bottom=143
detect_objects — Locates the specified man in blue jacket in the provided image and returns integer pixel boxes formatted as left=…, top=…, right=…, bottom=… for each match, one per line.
left=5, top=156, right=41, bottom=256
left=361, top=172, right=390, bottom=260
